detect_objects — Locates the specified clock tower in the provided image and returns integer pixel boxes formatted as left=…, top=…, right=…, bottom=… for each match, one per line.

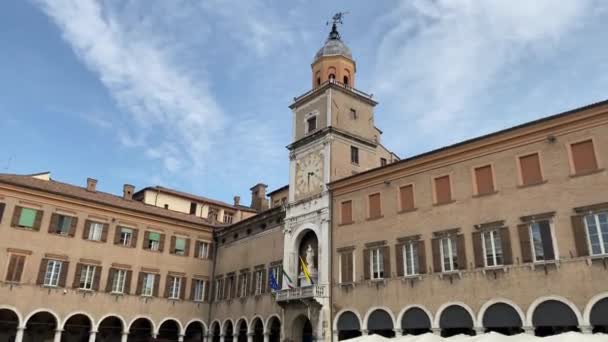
left=278, top=13, right=397, bottom=341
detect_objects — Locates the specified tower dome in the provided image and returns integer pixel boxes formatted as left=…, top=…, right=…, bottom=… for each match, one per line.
left=311, top=16, right=356, bottom=89
left=313, top=24, right=352, bottom=62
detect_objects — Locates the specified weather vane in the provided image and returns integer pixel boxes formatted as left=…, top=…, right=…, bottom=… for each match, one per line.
left=327, top=11, right=349, bottom=27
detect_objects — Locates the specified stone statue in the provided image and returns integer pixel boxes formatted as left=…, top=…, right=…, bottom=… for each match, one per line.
left=306, top=244, right=316, bottom=270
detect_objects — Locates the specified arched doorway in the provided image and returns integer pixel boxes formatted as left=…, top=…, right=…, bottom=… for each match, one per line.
left=267, top=316, right=281, bottom=342
left=0, top=308, right=19, bottom=342
left=401, top=308, right=431, bottom=335
left=157, top=319, right=180, bottom=341
left=590, top=297, right=608, bottom=333
left=62, top=314, right=92, bottom=342
left=367, top=309, right=394, bottom=338
left=336, top=311, right=361, bottom=340
left=236, top=320, right=247, bottom=342
left=211, top=322, right=221, bottom=342
left=482, top=303, right=523, bottom=335
left=297, top=230, right=318, bottom=287
left=128, top=318, right=153, bottom=342
left=251, top=318, right=264, bottom=342
left=532, top=300, right=579, bottom=336
left=24, top=311, right=57, bottom=342
left=439, top=305, right=475, bottom=337
left=292, top=315, right=313, bottom=342
left=223, top=321, right=234, bottom=342
left=96, top=316, right=123, bottom=342
left=184, top=321, right=205, bottom=342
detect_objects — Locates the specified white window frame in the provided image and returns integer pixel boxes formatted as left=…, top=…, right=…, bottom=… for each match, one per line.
left=56, top=215, right=72, bottom=235
left=402, top=241, right=419, bottom=276
left=370, top=248, right=384, bottom=280
left=223, top=213, right=234, bottom=224
left=148, top=233, right=160, bottom=251
left=529, top=220, right=558, bottom=263
left=440, top=236, right=457, bottom=272
left=168, top=276, right=181, bottom=299
left=585, top=212, right=608, bottom=256
left=142, top=273, right=155, bottom=296
left=481, top=229, right=503, bottom=267
left=88, top=222, right=103, bottom=241
left=239, top=274, right=248, bottom=297
left=79, top=265, right=96, bottom=290
left=194, top=279, right=206, bottom=302
left=111, top=269, right=127, bottom=294
left=44, top=260, right=62, bottom=287
left=119, top=228, right=133, bottom=246
left=215, top=280, right=221, bottom=301
left=254, top=270, right=263, bottom=295
left=198, top=242, right=209, bottom=259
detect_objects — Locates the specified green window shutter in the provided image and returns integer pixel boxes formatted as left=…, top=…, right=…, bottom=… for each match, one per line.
left=19, top=208, right=37, bottom=228
left=175, top=238, right=186, bottom=251
left=149, top=232, right=160, bottom=241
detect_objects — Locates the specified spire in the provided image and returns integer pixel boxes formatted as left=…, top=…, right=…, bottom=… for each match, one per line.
left=327, top=12, right=347, bottom=41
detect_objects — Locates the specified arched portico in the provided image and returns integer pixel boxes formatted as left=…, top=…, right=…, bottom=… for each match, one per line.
left=334, top=309, right=362, bottom=340
left=435, top=303, right=476, bottom=337
left=128, top=317, right=155, bottom=341
left=364, top=308, right=395, bottom=338
left=96, top=315, right=125, bottom=342
left=157, top=318, right=182, bottom=341
left=210, top=321, right=221, bottom=342
left=0, top=307, right=20, bottom=342
left=266, top=315, right=281, bottom=342
left=528, top=297, right=581, bottom=336
left=249, top=317, right=264, bottom=342
left=398, top=305, right=432, bottom=335
left=62, top=313, right=93, bottom=342
left=236, top=318, right=248, bottom=342
left=184, top=320, right=206, bottom=342
left=223, top=319, right=234, bottom=342
left=24, top=309, right=59, bottom=342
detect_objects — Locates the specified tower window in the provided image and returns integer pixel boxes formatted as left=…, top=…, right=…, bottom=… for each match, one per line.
left=307, top=116, right=317, bottom=133
left=350, top=108, right=357, bottom=120
left=350, top=146, right=359, bottom=165
left=329, top=74, right=336, bottom=82
left=343, top=76, right=349, bottom=86
left=317, top=77, right=321, bottom=86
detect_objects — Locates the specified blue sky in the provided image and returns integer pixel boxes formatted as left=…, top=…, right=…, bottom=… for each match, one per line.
left=1, top=1, right=607, bottom=205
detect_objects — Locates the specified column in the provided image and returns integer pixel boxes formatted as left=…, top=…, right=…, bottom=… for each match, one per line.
left=203, top=333, right=209, bottom=342
left=121, top=331, right=129, bottom=342
left=14, top=327, right=25, bottom=342
left=431, top=328, right=441, bottom=336
left=178, top=333, right=185, bottom=342
left=361, top=329, right=369, bottom=336
left=394, top=328, right=403, bottom=336
left=523, top=326, right=535, bottom=335
left=474, top=327, right=485, bottom=335
left=247, top=332, right=254, bottom=342
left=88, top=330, right=97, bottom=342
left=263, top=332, right=270, bottom=342
left=53, top=329, right=63, bottom=342
left=332, top=330, right=338, bottom=341
left=220, top=333, right=225, bottom=342
left=580, top=325, right=593, bottom=334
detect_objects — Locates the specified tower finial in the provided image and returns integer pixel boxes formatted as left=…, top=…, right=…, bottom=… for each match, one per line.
left=326, top=12, right=348, bottom=40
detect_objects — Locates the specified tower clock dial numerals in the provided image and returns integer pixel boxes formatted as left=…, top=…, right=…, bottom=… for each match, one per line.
left=295, top=153, right=323, bottom=195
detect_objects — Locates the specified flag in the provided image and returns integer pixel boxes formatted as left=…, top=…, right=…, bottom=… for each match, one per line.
left=300, top=256, right=314, bottom=285
left=282, top=269, right=294, bottom=289
left=269, top=270, right=280, bottom=292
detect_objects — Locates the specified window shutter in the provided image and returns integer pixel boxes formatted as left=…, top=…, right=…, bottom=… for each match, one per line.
left=539, top=222, right=555, bottom=261
left=0, top=202, right=5, bottom=223
left=400, top=185, right=415, bottom=211
left=106, top=269, right=115, bottom=292
left=143, top=232, right=150, bottom=250
left=571, top=215, right=589, bottom=257
left=125, top=270, right=132, bottom=295
left=153, top=274, right=160, bottom=297
left=33, top=210, right=43, bottom=231
left=520, top=153, right=543, bottom=185
left=472, top=231, right=484, bottom=268
left=37, top=259, right=48, bottom=285
left=261, top=270, right=267, bottom=294
left=131, top=229, right=138, bottom=248
left=73, top=263, right=83, bottom=288
left=100, top=223, right=109, bottom=242
left=135, top=272, right=143, bottom=295
left=93, top=266, right=102, bottom=291
left=180, top=277, right=187, bottom=300
left=369, top=194, right=381, bottom=219
left=49, top=213, right=59, bottom=233
left=474, top=165, right=494, bottom=195
left=431, top=238, right=441, bottom=273
left=6, top=255, right=17, bottom=282
left=204, top=281, right=210, bottom=302
left=15, top=255, right=25, bottom=282
left=418, top=240, right=427, bottom=274
left=69, top=217, right=78, bottom=237
left=114, top=227, right=122, bottom=245
left=341, top=201, right=352, bottom=224
left=231, top=276, right=237, bottom=298
left=571, top=140, right=598, bottom=174
left=208, top=243, right=214, bottom=260
left=434, top=176, right=452, bottom=204
left=223, top=278, right=229, bottom=300
left=83, top=220, right=92, bottom=239
left=395, top=244, right=404, bottom=277
left=249, top=272, right=255, bottom=295
left=184, top=238, right=191, bottom=257
left=346, top=253, right=353, bottom=282
left=382, top=246, right=391, bottom=278
left=165, top=276, right=171, bottom=298
left=194, top=241, right=200, bottom=258
left=170, top=236, right=176, bottom=254
left=58, top=261, right=69, bottom=288
left=500, top=228, right=513, bottom=265
left=363, top=249, right=370, bottom=280
left=190, top=279, right=196, bottom=300
left=456, top=235, right=467, bottom=270
left=518, top=224, right=532, bottom=263
left=158, top=234, right=166, bottom=252
left=11, top=206, right=22, bottom=227
left=341, top=253, right=353, bottom=282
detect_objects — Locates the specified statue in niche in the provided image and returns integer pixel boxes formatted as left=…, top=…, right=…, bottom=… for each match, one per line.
left=306, top=244, right=316, bottom=271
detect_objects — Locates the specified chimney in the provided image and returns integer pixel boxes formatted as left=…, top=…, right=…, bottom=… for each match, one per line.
left=233, top=196, right=241, bottom=207
left=250, top=183, right=269, bottom=212
left=86, top=178, right=97, bottom=192
left=123, top=184, right=135, bottom=201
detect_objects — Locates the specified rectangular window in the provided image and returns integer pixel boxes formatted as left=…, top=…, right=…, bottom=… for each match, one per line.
left=269, top=265, right=281, bottom=291
left=370, top=248, right=384, bottom=279
left=585, top=213, right=608, bottom=256
left=193, top=279, right=206, bottom=301
left=54, top=215, right=73, bottom=235
left=119, top=228, right=133, bottom=246
left=368, top=193, right=382, bottom=219
left=380, top=158, right=387, bottom=166
left=168, top=276, right=181, bottom=299
left=18, top=208, right=37, bottom=229
left=519, top=153, right=543, bottom=185
left=5, top=254, right=25, bottom=283
left=434, top=175, right=452, bottom=204
left=79, top=265, right=97, bottom=290
left=189, top=202, right=197, bottom=214
left=402, top=242, right=420, bottom=276
left=350, top=146, right=359, bottom=164
left=239, top=273, right=248, bottom=297
left=399, top=185, right=415, bottom=211
left=148, top=232, right=161, bottom=251
left=340, top=201, right=352, bottom=224
left=571, top=139, right=598, bottom=174
left=255, top=270, right=264, bottom=295
left=340, top=251, right=354, bottom=283
left=215, top=279, right=224, bottom=301
left=440, top=236, right=458, bottom=272
left=142, top=273, right=155, bottom=296
left=223, top=213, right=234, bottom=224
left=530, top=220, right=555, bottom=262
left=474, top=165, right=495, bottom=195
left=482, top=230, right=503, bottom=267
left=88, top=222, right=103, bottom=241
left=174, top=237, right=186, bottom=256
left=307, top=116, right=317, bottom=133
left=44, top=260, right=63, bottom=287
left=198, top=242, right=210, bottom=259
left=350, top=108, right=357, bottom=120
left=111, top=269, right=127, bottom=294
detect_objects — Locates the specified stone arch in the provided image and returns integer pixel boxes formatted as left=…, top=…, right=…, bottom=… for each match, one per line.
left=236, top=317, right=248, bottom=342
left=291, top=315, right=313, bottom=342
left=184, top=320, right=206, bottom=342
left=249, top=317, right=264, bottom=342
left=363, top=307, right=396, bottom=338
left=24, top=309, right=59, bottom=342
left=61, top=311, right=95, bottom=330
left=397, top=305, right=433, bottom=335
left=266, top=315, right=281, bottom=342
left=435, top=302, right=476, bottom=337
left=210, top=321, right=221, bottom=342
left=128, top=316, right=155, bottom=341
left=24, top=308, right=60, bottom=327
left=223, top=319, right=235, bottom=342
left=292, top=227, right=319, bottom=287
left=157, top=318, right=183, bottom=341
left=583, top=292, right=608, bottom=325
left=0, top=306, right=21, bottom=342
left=0, top=305, right=23, bottom=327
left=478, top=299, right=525, bottom=335
left=527, top=296, right=582, bottom=336
left=96, top=315, right=125, bottom=342
left=62, top=312, right=94, bottom=342
left=95, top=314, right=127, bottom=332
left=334, top=309, right=362, bottom=340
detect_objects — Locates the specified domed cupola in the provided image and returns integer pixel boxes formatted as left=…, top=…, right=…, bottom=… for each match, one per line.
left=311, top=13, right=356, bottom=89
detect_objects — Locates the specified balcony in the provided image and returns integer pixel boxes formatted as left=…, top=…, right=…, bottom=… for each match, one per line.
left=275, top=284, right=327, bottom=302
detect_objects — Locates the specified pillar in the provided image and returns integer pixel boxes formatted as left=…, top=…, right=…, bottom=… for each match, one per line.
left=580, top=325, right=593, bottom=334
left=394, top=328, right=403, bottom=336
left=474, top=327, right=485, bottom=335
left=121, top=331, right=129, bottom=342
left=89, top=330, right=97, bottom=342
left=263, top=332, right=270, bottom=342
left=15, top=327, right=25, bottom=342
left=431, top=328, right=441, bottom=336
left=178, top=333, right=185, bottom=342
left=523, top=326, right=535, bottom=335
left=220, top=333, right=225, bottom=342
left=361, top=329, right=369, bottom=336
left=332, top=330, right=338, bottom=341
left=54, top=329, right=63, bottom=342
left=247, top=332, right=254, bottom=342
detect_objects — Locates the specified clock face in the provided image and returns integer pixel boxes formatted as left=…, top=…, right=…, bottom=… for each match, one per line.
left=295, top=153, right=323, bottom=195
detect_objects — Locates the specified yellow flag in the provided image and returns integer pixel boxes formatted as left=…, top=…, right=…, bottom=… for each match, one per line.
left=300, top=256, right=314, bottom=284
